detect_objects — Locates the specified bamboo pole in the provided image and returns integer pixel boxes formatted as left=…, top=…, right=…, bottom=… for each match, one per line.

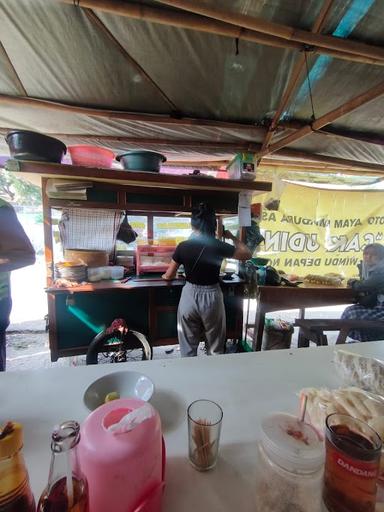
left=57, top=0, right=384, bottom=66
left=260, top=160, right=384, bottom=177
left=260, top=79, right=384, bottom=156
left=60, top=0, right=302, bottom=51
left=83, top=9, right=179, bottom=112
left=155, top=0, right=384, bottom=62
left=0, top=94, right=266, bottom=132
left=277, top=147, right=384, bottom=173
left=259, top=0, right=334, bottom=154
left=316, top=127, right=384, bottom=146
left=0, top=42, right=27, bottom=96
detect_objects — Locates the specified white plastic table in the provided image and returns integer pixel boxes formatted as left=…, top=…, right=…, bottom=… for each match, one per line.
left=2, top=342, right=384, bottom=511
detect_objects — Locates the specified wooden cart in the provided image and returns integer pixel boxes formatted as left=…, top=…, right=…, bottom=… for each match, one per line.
left=7, top=159, right=271, bottom=360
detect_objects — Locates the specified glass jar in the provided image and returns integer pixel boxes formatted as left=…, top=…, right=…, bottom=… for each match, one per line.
left=0, top=422, right=35, bottom=512
left=255, top=412, right=324, bottom=512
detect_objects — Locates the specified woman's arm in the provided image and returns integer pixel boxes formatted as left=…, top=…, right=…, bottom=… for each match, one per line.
left=224, top=230, right=252, bottom=261
left=0, top=206, right=35, bottom=272
left=350, top=273, right=384, bottom=293
left=162, top=259, right=180, bottom=280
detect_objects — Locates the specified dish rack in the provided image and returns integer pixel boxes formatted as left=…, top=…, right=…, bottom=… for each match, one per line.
left=135, top=245, right=176, bottom=275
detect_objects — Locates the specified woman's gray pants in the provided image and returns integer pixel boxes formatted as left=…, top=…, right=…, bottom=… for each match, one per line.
left=177, top=282, right=226, bottom=357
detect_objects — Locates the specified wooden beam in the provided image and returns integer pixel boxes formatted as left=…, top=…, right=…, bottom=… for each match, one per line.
left=61, top=0, right=303, bottom=51
left=260, top=159, right=384, bottom=177
left=0, top=41, right=27, bottom=96
left=83, top=9, right=179, bottom=112
left=316, top=126, right=384, bottom=146
left=260, top=79, right=384, bottom=156
left=156, top=0, right=384, bottom=63
left=0, top=93, right=266, bottom=132
left=58, top=0, right=384, bottom=66
left=276, top=147, right=384, bottom=174
left=259, top=0, right=334, bottom=155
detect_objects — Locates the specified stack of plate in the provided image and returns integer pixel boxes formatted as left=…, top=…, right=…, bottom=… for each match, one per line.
left=55, top=261, right=87, bottom=282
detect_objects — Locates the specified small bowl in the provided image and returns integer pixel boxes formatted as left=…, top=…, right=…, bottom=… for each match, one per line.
left=83, top=370, right=154, bottom=411
left=68, top=145, right=115, bottom=168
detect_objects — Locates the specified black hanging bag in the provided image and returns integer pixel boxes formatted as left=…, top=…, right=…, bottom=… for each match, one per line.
left=116, top=212, right=138, bottom=244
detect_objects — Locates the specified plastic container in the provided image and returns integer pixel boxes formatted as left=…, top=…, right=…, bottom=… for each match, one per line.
left=6, top=130, right=66, bottom=163
left=334, top=349, right=384, bottom=396
left=68, top=145, right=115, bottom=168
left=78, top=398, right=165, bottom=512
left=136, top=245, right=175, bottom=275
left=116, top=151, right=166, bottom=172
left=256, top=412, right=324, bottom=512
left=226, top=152, right=256, bottom=180
left=87, top=266, right=124, bottom=282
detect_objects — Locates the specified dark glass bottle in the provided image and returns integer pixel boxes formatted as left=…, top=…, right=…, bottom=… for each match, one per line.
left=0, top=421, right=35, bottom=512
left=37, top=421, right=89, bottom=512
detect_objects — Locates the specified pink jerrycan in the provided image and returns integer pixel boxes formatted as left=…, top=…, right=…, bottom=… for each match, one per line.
left=78, top=398, right=165, bottom=512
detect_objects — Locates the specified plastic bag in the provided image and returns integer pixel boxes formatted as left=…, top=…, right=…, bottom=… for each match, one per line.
left=334, top=349, right=384, bottom=396
left=300, top=386, right=384, bottom=439
left=117, top=212, right=138, bottom=244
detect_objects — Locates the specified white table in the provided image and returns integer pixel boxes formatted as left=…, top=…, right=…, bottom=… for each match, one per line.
left=2, top=342, right=384, bottom=511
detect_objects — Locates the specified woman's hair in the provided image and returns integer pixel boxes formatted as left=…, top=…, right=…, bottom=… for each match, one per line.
left=191, top=203, right=217, bottom=237
left=364, top=243, right=384, bottom=260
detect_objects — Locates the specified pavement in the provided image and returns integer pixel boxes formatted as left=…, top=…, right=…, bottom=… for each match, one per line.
left=5, top=303, right=348, bottom=372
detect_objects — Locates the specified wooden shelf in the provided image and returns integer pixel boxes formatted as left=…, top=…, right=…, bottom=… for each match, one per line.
left=6, top=159, right=272, bottom=194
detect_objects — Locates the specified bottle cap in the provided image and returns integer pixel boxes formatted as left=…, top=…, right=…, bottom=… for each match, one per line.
left=0, top=422, right=23, bottom=458
left=261, top=412, right=324, bottom=474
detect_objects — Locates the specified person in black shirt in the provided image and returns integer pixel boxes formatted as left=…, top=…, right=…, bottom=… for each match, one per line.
left=162, top=203, right=251, bottom=356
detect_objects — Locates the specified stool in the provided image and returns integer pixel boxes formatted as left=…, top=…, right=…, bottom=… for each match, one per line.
left=294, top=319, right=384, bottom=347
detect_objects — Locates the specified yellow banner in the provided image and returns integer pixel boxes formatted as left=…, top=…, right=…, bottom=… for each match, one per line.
left=259, top=184, right=384, bottom=278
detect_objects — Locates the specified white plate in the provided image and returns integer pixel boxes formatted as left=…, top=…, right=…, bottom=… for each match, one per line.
left=83, top=370, right=154, bottom=411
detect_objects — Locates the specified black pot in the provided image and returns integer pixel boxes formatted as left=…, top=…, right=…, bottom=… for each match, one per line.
left=116, top=150, right=166, bottom=172
left=5, top=130, right=67, bottom=163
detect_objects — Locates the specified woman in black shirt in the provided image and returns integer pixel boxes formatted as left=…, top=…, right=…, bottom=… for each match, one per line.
left=162, top=203, right=251, bottom=356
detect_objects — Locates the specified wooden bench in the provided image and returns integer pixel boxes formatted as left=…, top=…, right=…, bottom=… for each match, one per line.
left=294, top=319, right=384, bottom=347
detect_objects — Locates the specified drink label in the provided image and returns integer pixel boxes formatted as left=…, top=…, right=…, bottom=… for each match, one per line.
left=332, top=451, right=379, bottom=479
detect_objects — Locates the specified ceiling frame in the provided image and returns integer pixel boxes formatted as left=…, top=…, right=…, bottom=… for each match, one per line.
left=259, top=0, right=334, bottom=157
left=155, top=0, right=384, bottom=63
left=58, top=0, right=384, bottom=66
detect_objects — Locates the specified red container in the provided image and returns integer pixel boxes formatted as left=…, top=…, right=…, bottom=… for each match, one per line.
left=136, top=245, right=176, bottom=275
left=68, top=145, right=115, bottom=168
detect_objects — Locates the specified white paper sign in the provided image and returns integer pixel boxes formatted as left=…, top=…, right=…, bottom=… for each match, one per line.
left=238, top=191, right=252, bottom=227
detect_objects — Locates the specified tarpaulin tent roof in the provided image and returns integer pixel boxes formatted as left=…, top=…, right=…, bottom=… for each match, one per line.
left=1, top=0, right=384, bottom=175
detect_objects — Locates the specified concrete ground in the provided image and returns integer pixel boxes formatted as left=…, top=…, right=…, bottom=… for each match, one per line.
left=5, top=303, right=348, bottom=371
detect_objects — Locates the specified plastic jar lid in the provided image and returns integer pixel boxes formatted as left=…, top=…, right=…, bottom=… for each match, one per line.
left=261, top=412, right=324, bottom=474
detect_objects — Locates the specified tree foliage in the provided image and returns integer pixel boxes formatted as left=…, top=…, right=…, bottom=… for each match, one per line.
left=0, top=169, right=41, bottom=205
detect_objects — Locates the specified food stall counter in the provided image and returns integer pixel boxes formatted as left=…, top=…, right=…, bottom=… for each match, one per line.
left=46, top=276, right=245, bottom=361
